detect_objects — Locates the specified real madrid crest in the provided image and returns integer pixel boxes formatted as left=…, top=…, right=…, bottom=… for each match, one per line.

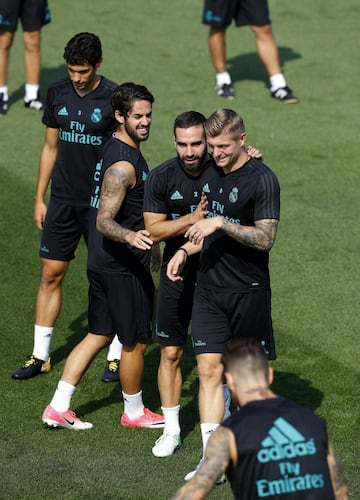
left=91, top=107, right=102, bottom=123
left=229, top=187, right=238, bottom=203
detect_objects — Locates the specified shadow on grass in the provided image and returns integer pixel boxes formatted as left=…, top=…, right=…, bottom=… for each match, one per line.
left=227, top=45, right=302, bottom=89
left=271, top=370, right=323, bottom=411
left=8, top=64, right=66, bottom=106
left=68, top=331, right=200, bottom=428
left=75, top=384, right=120, bottom=418
left=50, top=310, right=89, bottom=366
left=48, top=307, right=322, bottom=429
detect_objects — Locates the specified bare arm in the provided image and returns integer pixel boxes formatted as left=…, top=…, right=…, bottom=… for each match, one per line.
left=34, top=127, right=59, bottom=229
left=185, top=217, right=279, bottom=252
left=171, top=426, right=236, bottom=500
left=327, top=441, right=349, bottom=500
left=166, top=240, right=202, bottom=282
left=144, top=193, right=208, bottom=242
left=96, top=162, right=153, bottom=250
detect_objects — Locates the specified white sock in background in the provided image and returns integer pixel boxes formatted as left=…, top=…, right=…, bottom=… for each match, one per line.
left=107, top=335, right=123, bottom=360
left=216, top=71, right=232, bottom=87
left=33, top=324, right=54, bottom=361
left=25, top=83, right=40, bottom=102
left=270, top=73, right=287, bottom=92
left=0, top=86, right=8, bottom=100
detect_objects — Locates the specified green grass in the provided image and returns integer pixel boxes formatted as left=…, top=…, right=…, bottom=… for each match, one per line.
left=0, top=0, right=359, bottom=498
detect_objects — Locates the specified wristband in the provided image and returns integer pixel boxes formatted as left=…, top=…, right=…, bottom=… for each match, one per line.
left=178, top=247, right=188, bottom=258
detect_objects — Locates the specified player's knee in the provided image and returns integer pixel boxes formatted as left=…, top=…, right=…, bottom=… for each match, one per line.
left=197, top=356, right=223, bottom=382
left=252, top=24, right=273, bottom=39
left=40, top=260, right=68, bottom=285
left=161, top=345, right=183, bottom=365
left=0, top=31, right=14, bottom=50
left=23, top=30, right=41, bottom=51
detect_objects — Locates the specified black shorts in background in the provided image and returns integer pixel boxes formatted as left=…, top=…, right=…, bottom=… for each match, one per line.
left=0, top=0, right=51, bottom=32
left=202, top=0, right=270, bottom=28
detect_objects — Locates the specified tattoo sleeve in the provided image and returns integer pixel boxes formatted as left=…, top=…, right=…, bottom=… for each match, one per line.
left=220, top=218, right=279, bottom=251
left=171, top=427, right=232, bottom=500
left=96, top=163, right=133, bottom=242
left=327, top=441, right=349, bottom=500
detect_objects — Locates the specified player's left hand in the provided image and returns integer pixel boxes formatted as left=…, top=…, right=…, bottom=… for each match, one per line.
left=185, top=217, right=222, bottom=244
left=128, top=229, right=153, bottom=250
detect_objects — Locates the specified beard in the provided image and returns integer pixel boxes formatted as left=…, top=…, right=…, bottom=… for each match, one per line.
left=125, top=121, right=150, bottom=143
left=178, top=148, right=208, bottom=176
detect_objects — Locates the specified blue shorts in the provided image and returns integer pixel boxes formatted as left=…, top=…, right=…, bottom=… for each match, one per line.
left=87, top=270, right=154, bottom=346
left=202, top=0, right=271, bottom=28
left=191, top=286, right=276, bottom=359
left=39, top=200, right=89, bottom=261
left=0, top=0, right=51, bottom=32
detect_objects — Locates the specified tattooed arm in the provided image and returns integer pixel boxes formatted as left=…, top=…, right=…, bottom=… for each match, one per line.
left=171, top=426, right=236, bottom=500
left=96, top=161, right=153, bottom=250
left=327, top=441, right=349, bottom=500
left=185, top=216, right=279, bottom=252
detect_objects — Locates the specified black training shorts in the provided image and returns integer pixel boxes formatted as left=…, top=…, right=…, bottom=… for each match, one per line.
left=39, top=200, right=89, bottom=261
left=154, top=258, right=198, bottom=347
left=191, top=285, right=276, bottom=359
left=87, top=269, right=154, bottom=346
left=202, top=0, right=270, bottom=28
left=0, top=0, right=50, bottom=32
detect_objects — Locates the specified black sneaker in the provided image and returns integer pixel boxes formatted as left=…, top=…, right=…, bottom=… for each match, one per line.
left=216, top=83, right=235, bottom=99
left=0, top=93, right=8, bottom=115
left=24, top=93, right=44, bottom=111
left=101, top=359, right=120, bottom=382
left=11, top=355, right=51, bottom=380
left=271, top=86, right=299, bottom=103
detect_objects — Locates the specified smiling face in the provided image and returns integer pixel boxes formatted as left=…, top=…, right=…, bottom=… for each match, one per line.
left=174, top=124, right=208, bottom=176
left=122, top=99, right=152, bottom=145
left=207, top=131, right=247, bottom=174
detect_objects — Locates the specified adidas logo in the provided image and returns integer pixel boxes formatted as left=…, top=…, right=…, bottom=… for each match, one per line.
left=202, top=183, right=210, bottom=193
left=155, top=329, right=169, bottom=339
left=257, top=417, right=316, bottom=463
left=58, top=106, right=68, bottom=116
left=273, top=88, right=288, bottom=99
left=170, top=190, right=183, bottom=200
left=204, top=10, right=222, bottom=23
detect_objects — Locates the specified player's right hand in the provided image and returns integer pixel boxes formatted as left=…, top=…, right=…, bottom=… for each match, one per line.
left=166, top=250, right=187, bottom=282
left=34, top=200, right=47, bottom=230
left=192, top=192, right=208, bottom=222
left=128, top=229, right=154, bottom=250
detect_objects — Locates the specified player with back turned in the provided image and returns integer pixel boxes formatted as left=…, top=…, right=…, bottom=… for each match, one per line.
left=172, top=339, right=348, bottom=499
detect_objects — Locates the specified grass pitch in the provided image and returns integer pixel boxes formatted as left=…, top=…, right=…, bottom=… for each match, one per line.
left=0, top=0, right=359, bottom=498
